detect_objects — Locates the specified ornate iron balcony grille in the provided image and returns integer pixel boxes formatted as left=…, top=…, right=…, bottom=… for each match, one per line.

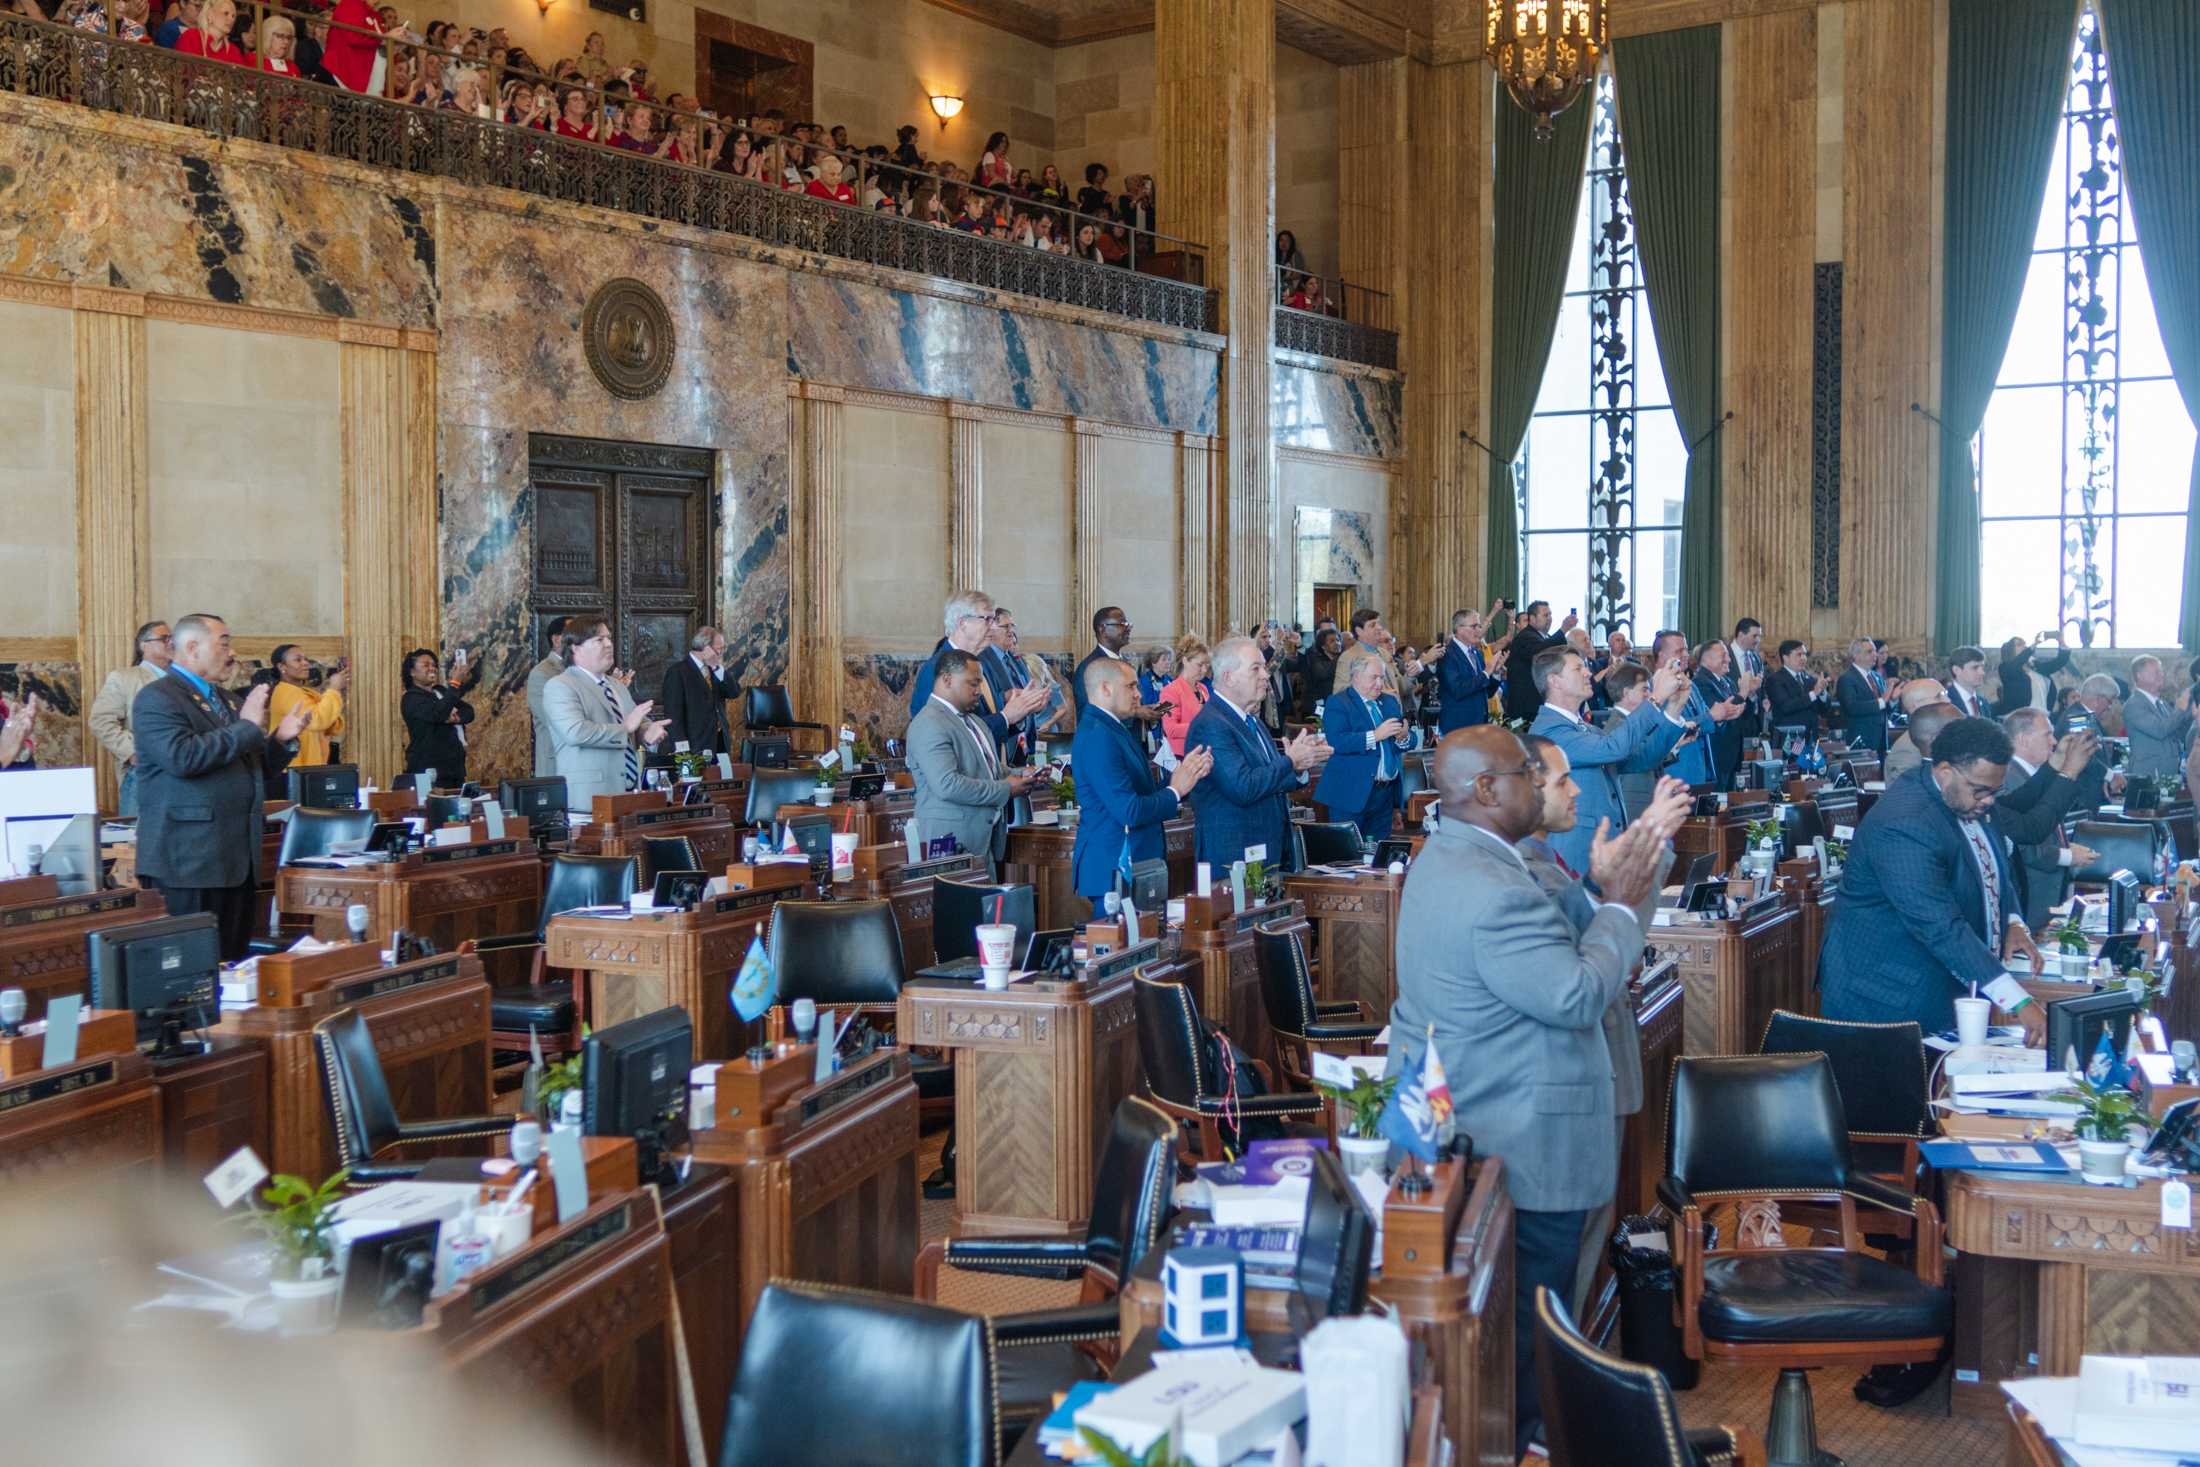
left=0, top=15, right=1217, bottom=335
left=1273, top=305, right=1397, bottom=372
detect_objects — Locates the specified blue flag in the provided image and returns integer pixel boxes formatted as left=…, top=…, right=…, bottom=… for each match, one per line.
left=1378, top=1029, right=1450, bottom=1163
left=2084, top=1025, right=2131, bottom=1091
left=730, top=935, right=777, bottom=1023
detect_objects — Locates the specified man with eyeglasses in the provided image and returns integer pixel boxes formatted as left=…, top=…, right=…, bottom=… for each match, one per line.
left=910, top=589, right=1048, bottom=750
left=89, top=619, right=175, bottom=816
left=1073, top=606, right=1164, bottom=731
left=1386, top=724, right=1674, bottom=1457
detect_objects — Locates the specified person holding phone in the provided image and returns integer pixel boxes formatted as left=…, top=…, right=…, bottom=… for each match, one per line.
left=266, top=645, right=349, bottom=768
left=400, top=645, right=480, bottom=788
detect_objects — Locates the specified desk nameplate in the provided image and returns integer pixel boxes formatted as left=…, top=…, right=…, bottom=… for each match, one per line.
left=468, top=1196, right=640, bottom=1315
left=0, top=1056, right=120, bottom=1114
left=327, top=955, right=464, bottom=1007
left=626, top=806, right=719, bottom=830
left=416, top=838, right=522, bottom=867
left=0, top=890, right=139, bottom=929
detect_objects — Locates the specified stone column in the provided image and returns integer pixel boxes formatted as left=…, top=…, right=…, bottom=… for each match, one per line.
left=1156, top=0, right=1276, bottom=633
left=73, top=289, right=152, bottom=815
left=797, top=384, right=846, bottom=734
left=1071, top=418, right=1106, bottom=645
left=948, top=404, right=984, bottom=591
left=1179, top=432, right=1217, bottom=639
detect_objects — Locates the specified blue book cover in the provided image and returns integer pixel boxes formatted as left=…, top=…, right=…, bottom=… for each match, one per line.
left=1037, top=1380, right=1118, bottom=1445
left=1238, top=1136, right=1328, bottom=1185
left=1919, top=1138, right=2069, bottom=1173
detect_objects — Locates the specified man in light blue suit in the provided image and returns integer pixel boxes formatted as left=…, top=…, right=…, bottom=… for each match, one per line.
left=1069, top=658, right=1211, bottom=918
left=1184, top=636, right=1330, bottom=871
left=1527, top=645, right=1689, bottom=874
left=1315, top=654, right=1411, bottom=840
left=1645, top=630, right=1739, bottom=789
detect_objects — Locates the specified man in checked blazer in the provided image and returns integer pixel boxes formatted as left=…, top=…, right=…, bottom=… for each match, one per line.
left=544, top=617, right=671, bottom=814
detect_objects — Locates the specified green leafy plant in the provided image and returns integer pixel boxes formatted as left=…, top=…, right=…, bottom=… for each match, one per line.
left=1822, top=838, right=1848, bottom=868
left=1315, top=1068, right=1399, bottom=1139
left=241, top=1169, right=350, bottom=1281
left=532, top=1030, right=587, bottom=1122
left=1079, top=1427, right=1192, bottom=1467
left=671, top=750, right=711, bottom=779
left=1051, top=771, right=1077, bottom=809
left=2050, top=1074, right=2154, bottom=1143
left=1744, top=816, right=1782, bottom=848
left=851, top=734, right=878, bottom=765
left=2043, top=915, right=2091, bottom=955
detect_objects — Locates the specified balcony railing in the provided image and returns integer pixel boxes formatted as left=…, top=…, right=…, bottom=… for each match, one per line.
left=1274, top=270, right=1398, bottom=371
left=0, top=15, right=1217, bottom=335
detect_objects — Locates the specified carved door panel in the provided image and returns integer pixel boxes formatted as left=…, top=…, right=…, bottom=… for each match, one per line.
left=528, top=437, right=714, bottom=696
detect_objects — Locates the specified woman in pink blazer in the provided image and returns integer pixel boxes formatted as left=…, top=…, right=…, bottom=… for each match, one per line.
left=1160, top=636, right=1212, bottom=758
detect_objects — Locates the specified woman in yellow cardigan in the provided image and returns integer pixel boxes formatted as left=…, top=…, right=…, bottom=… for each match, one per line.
left=267, top=644, right=349, bottom=767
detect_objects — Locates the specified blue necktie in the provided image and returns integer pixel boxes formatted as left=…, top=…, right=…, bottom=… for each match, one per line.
left=1368, top=697, right=1397, bottom=780
left=602, top=677, right=638, bottom=791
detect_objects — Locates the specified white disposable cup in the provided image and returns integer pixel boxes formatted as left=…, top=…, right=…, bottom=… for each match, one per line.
left=1954, top=995, right=1991, bottom=1047
left=830, top=832, right=859, bottom=881
left=482, top=1203, right=533, bottom=1259
left=976, top=923, right=1017, bottom=987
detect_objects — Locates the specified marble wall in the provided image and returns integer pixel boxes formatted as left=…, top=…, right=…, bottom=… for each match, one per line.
left=0, top=664, right=86, bottom=769
left=1272, top=356, right=1403, bottom=461
left=1281, top=453, right=1393, bottom=634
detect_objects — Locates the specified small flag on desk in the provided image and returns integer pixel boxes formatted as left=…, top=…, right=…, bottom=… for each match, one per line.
left=2083, top=1026, right=2132, bottom=1091
left=730, top=935, right=777, bottom=1023
left=1378, top=1027, right=1452, bottom=1163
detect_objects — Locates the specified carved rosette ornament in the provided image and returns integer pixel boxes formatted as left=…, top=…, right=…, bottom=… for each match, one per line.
left=582, top=278, right=676, bottom=401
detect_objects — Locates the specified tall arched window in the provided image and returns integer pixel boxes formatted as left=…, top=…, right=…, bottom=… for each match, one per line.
left=1975, top=6, right=2191, bottom=649
left=1513, top=72, right=1684, bottom=645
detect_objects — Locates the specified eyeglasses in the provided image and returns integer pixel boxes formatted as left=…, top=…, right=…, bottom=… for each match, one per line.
left=141, top=634, right=173, bottom=645
left=1476, top=766, right=1533, bottom=783
left=1101, top=619, right=1131, bottom=629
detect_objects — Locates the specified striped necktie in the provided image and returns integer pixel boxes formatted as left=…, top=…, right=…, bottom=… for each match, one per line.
left=602, top=676, right=638, bottom=791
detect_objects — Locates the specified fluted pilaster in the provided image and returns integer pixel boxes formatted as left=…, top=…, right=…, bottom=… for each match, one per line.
left=800, top=385, right=847, bottom=733
left=73, top=293, right=151, bottom=814
left=949, top=405, right=985, bottom=591
left=1180, top=433, right=1217, bottom=639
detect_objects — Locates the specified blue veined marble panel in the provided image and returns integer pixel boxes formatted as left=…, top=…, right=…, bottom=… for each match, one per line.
left=1291, top=507, right=1378, bottom=629
left=1272, top=358, right=1403, bottom=461
left=786, top=274, right=1220, bottom=434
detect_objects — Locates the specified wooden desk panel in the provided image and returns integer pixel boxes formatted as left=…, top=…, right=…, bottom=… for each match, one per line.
left=1618, top=960, right=1684, bottom=1226
left=1284, top=868, right=1404, bottom=1023
left=547, top=886, right=787, bottom=1065
left=277, top=840, right=541, bottom=956
left=218, top=954, right=493, bottom=1180
left=662, top=1166, right=738, bottom=1457
left=581, top=804, right=742, bottom=880
left=1660, top=898, right=1803, bottom=1056
left=1674, top=812, right=1749, bottom=877
left=1005, top=815, right=1197, bottom=934
left=152, top=1038, right=270, bottom=1178
left=0, top=886, right=166, bottom=1022
left=0, top=1053, right=161, bottom=1200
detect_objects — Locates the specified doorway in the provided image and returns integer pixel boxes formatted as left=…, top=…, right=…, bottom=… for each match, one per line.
left=1312, top=584, right=1356, bottom=633
left=527, top=433, right=716, bottom=697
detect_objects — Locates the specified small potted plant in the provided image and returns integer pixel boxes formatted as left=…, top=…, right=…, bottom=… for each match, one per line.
left=811, top=765, right=836, bottom=806
left=1742, top=816, right=1782, bottom=878
left=671, top=750, right=711, bottom=782
left=1050, top=770, right=1079, bottom=827
left=1821, top=836, right=1847, bottom=880
left=1315, top=1067, right=1399, bottom=1178
left=2051, top=1075, right=2153, bottom=1184
left=2043, top=914, right=2092, bottom=977
left=243, top=1168, right=351, bottom=1335
left=530, top=1039, right=586, bottom=1128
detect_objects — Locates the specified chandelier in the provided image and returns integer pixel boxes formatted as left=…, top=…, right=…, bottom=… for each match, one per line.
left=1485, top=0, right=1609, bottom=140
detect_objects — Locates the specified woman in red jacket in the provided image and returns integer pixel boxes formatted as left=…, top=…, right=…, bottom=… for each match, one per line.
left=319, top=0, right=382, bottom=92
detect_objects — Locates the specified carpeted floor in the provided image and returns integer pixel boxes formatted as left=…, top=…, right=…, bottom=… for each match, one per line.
left=917, top=1126, right=2004, bottom=1465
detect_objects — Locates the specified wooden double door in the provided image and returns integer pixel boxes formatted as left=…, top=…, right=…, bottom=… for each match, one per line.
left=528, top=434, right=716, bottom=698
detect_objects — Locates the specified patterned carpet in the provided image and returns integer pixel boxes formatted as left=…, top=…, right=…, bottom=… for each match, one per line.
left=917, top=1126, right=2005, bottom=1465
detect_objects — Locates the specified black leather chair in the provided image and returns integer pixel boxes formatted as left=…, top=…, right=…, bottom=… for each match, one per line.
left=1253, top=922, right=1379, bottom=1133
left=719, top=1282, right=1002, bottom=1467
left=313, top=1006, right=516, bottom=1184
left=1663, top=1053, right=1951, bottom=1466
left=2073, top=817, right=2163, bottom=885
left=1293, top=820, right=1366, bottom=868
left=468, top=853, right=637, bottom=1058
left=1132, top=967, right=1321, bottom=1161
left=1398, top=755, right=1429, bottom=803
left=638, top=835, right=702, bottom=886
left=278, top=807, right=378, bottom=866
left=766, top=899, right=907, bottom=1008
left=744, top=767, right=823, bottom=829
left=1759, top=1009, right=1929, bottom=1200
left=742, top=684, right=829, bottom=746
left=1534, top=1286, right=1760, bottom=1467
left=933, top=878, right=1036, bottom=965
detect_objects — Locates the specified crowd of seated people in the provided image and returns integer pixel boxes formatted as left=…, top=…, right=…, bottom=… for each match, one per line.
left=13, top=0, right=1169, bottom=265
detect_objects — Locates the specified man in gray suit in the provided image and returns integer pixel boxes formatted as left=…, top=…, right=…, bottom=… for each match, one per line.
left=1387, top=725, right=1672, bottom=1456
left=543, top=617, right=670, bottom=814
left=525, top=616, right=571, bottom=777
left=2123, top=654, right=2194, bottom=781
left=908, top=648, right=1044, bottom=874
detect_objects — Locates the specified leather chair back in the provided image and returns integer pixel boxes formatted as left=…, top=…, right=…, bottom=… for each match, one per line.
left=1667, top=1052, right=1850, bottom=1197
left=933, top=878, right=1035, bottom=965
left=1535, top=1287, right=1696, bottom=1467
left=1759, top=1010, right=1927, bottom=1149
left=1083, top=1096, right=1179, bottom=1281
left=2073, top=817, right=2162, bottom=885
left=719, top=1282, right=1001, bottom=1467
left=314, top=1006, right=400, bottom=1168
left=1398, top=757, right=1428, bottom=801
left=639, top=835, right=702, bottom=884
left=743, top=684, right=800, bottom=731
left=278, top=808, right=378, bottom=865
left=1294, top=820, right=1364, bottom=868
left=745, top=768, right=820, bottom=828
left=1133, top=970, right=1210, bottom=1108
left=536, top=854, right=638, bottom=940
left=767, top=899, right=905, bottom=1006
left=1254, top=922, right=1322, bottom=1036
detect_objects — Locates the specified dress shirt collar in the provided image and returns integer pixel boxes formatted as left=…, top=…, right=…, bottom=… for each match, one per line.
left=1451, top=636, right=1479, bottom=659
left=2012, top=755, right=2038, bottom=777
left=2137, top=687, right=2163, bottom=709
left=929, top=694, right=974, bottom=720
left=1454, top=822, right=1528, bottom=871
left=1215, top=690, right=1258, bottom=723
left=1094, top=644, right=1128, bottom=663
left=1542, top=700, right=1585, bottom=726
left=1093, top=706, right=1125, bottom=729
left=690, top=653, right=714, bottom=677
left=171, top=663, right=214, bottom=698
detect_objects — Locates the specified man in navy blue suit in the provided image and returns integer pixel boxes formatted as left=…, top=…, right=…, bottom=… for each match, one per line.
left=910, top=589, right=1048, bottom=747
left=1184, top=636, right=1330, bottom=871
left=1834, top=636, right=1900, bottom=752
left=1527, top=646, right=1689, bottom=874
left=1315, top=654, right=1411, bottom=840
left=1069, top=658, right=1211, bottom=917
left=1437, top=604, right=1509, bottom=733
left=1818, top=718, right=2050, bottom=1043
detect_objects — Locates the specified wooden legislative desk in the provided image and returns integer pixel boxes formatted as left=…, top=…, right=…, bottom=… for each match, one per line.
left=1774, top=864, right=1837, bottom=1000
left=897, top=940, right=1153, bottom=1237
left=839, top=843, right=991, bottom=981
left=774, top=784, right=918, bottom=850
left=1943, top=1166, right=2200, bottom=1420
left=662, top=1164, right=739, bottom=1456
left=689, top=1050, right=921, bottom=1336
left=152, top=1037, right=271, bottom=1178
left=217, top=949, right=493, bottom=1180
left=1673, top=807, right=1749, bottom=877
left=276, top=836, right=542, bottom=955
left=1283, top=865, right=1404, bottom=1024
left=544, top=885, right=789, bottom=1064
left=0, top=1050, right=161, bottom=1200
left=1003, top=813, right=1198, bottom=931
left=1657, top=894, right=1804, bottom=1056
left=570, top=793, right=742, bottom=879
left=0, top=882, right=166, bottom=1022
left=1172, top=891, right=1306, bottom=1079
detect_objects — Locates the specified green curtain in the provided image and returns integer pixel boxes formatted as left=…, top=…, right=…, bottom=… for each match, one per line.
left=1614, top=27, right=1721, bottom=643
left=2098, top=0, right=2200, bottom=651
left=1483, top=93, right=1593, bottom=605
left=1933, top=0, right=2076, bottom=653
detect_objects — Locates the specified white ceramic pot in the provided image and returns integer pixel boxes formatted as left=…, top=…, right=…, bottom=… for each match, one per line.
left=812, top=786, right=834, bottom=806
left=1059, top=807, right=1080, bottom=827
left=2077, top=1137, right=2130, bottom=1185
left=1338, top=1135, right=1389, bottom=1180
left=269, top=1273, right=342, bottom=1336
left=2059, top=950, right=2092, bottom=978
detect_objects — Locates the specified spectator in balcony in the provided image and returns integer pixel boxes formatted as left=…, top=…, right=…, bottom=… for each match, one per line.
left=724, top=129, right=768, bottom=182
left=501, top=78, right=546, bottom=127
left=828, top=122, right=849, bottom=150
left=116, top=0, right=149, bottom=39
left=257, top=12, right=299, bottom=73
left=577, top=28, right=608, bottom=85
left=387, top=50, right=434, bottom=105
left=554, top=85, right=597, bottom=141
left=444, top=65, right=491, bottom=119
left=1013, top=167, right=1036, bottom=196
left=952, top=190, right=989, bottom=234
left=1035, top=162, right=1067, bottom=207
left=1277, top=229, right=1308, bottom=292
left=1284, top=275, right=1327, bottom=313
left=1071, top=221, right=1105, bottom=262
left=176, top=0, right=246, bottom=63
left=806, top=151, right=855, bottom=204
left=1116, top=173, right=1154, bottom=242
left=1076, top=161, right=1111, bottom=218
left=155, top=0, right=195, bottom=47
left=891, top=123, right=921, bottom=169
left=1010, top=212, right=1036, bottom=247
left=625, top=61, right=652, bottom=101
left=612, top=100, right=674, bottom=158
left=909, top=180, right=944, bottom=224
left=1033, top=213, right=1065, bottom=254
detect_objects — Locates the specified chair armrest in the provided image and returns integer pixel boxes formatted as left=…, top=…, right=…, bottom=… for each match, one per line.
left=342, top=1159, right=425, bottom=1186
left=991, top=1302, right=1121, bottom=1349
left=942, top=1237, right=1091, bottom=1281
left=1199, top=1092, right=1325, bottom=1118
left=1303, top=1021, right=1385, bottom=1042
left=391, top=1114, right=518, bottom=1146
left=1686, top=1425, right=1755, bottom=1466
left=1312, top=999, right=1367, bottom=1020
left=1656, top=1176, right=1698, bottom=1215
left=1845, top=1172, right=1923, bottom=1218
left=468, top=933, right=542, bottom=955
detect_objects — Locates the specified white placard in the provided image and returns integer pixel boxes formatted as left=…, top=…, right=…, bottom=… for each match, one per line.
left=716, top=752, right=734, bottom=779
left=40, top=993, right=80, bottom=1068
left=481, top=803, right=507, bottom=838
left=674, top=740, right=690, bottom=754
left=1196, top=862, right=1213, bottom=897
left=2166, top=1178, right=2193, bottom=1229
left=816, top=748, right=842, bottom=771
left=1834, top=824, right=1855, bottom=841
left=430, top=826, right=470, bottom=848
left=1246, top=844, right=1268, bottom=863
left=545, top=1126, right=589, bottom=1223
left=1311, top=1051, right=1357, bottom=1088
left=204, top=1146, right=269, bottom=1209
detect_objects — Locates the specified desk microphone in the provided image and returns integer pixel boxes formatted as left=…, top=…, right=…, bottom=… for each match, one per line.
left=791, top=997, right=817, bottom=1046
left=0, top=988, right=24, bottom=1037
left=347, top=904, right=371, bottom=945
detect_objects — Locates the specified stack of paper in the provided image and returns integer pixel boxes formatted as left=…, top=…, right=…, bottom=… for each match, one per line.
left=1073, top=1360, right=1305, bottom=1467
left=2006, top=1360, right=2200, bottom=1466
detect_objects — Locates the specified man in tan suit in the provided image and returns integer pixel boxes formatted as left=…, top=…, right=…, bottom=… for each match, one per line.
left=87, top=620, right=175, bottom=816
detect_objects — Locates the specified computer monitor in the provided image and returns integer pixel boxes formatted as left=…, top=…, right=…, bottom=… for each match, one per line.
left=2047, top=986, right=2143, bottom=1074
left=423, top=794, right=471, bottom=828
left=1749, top=758, right=1786, bottom=793
left=34, top=813, right=100, bottom=897
left=933, top=878, right=1037, bottom=965
left=582, top=1006, right=693, bottom=1187
left=2107, top=869, right=2141, bottom=935
left=651, top=869, right=709, bottom=910
left=84, top=912, right=221, bottom=1058
left=782, top=815, right=833, bottom=875
left=1128, top=857, right=1170, bottom=917
left=746, top=768, right=821, bottom=828
left=498, top=777, right=568, bottom=823
left=285, top=764, right=360, bottom=810
left=1295, top=822, right=1365, bottom=868
left=744, top=735, right=793, bottom=769
left=1293, top=1148, right=1375, bottom=1319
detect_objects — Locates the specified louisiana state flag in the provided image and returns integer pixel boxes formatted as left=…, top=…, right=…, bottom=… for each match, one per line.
left=730, top=935, right=777, bottom=1023
left=1378, top=1027, right=1453, bottom=1163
